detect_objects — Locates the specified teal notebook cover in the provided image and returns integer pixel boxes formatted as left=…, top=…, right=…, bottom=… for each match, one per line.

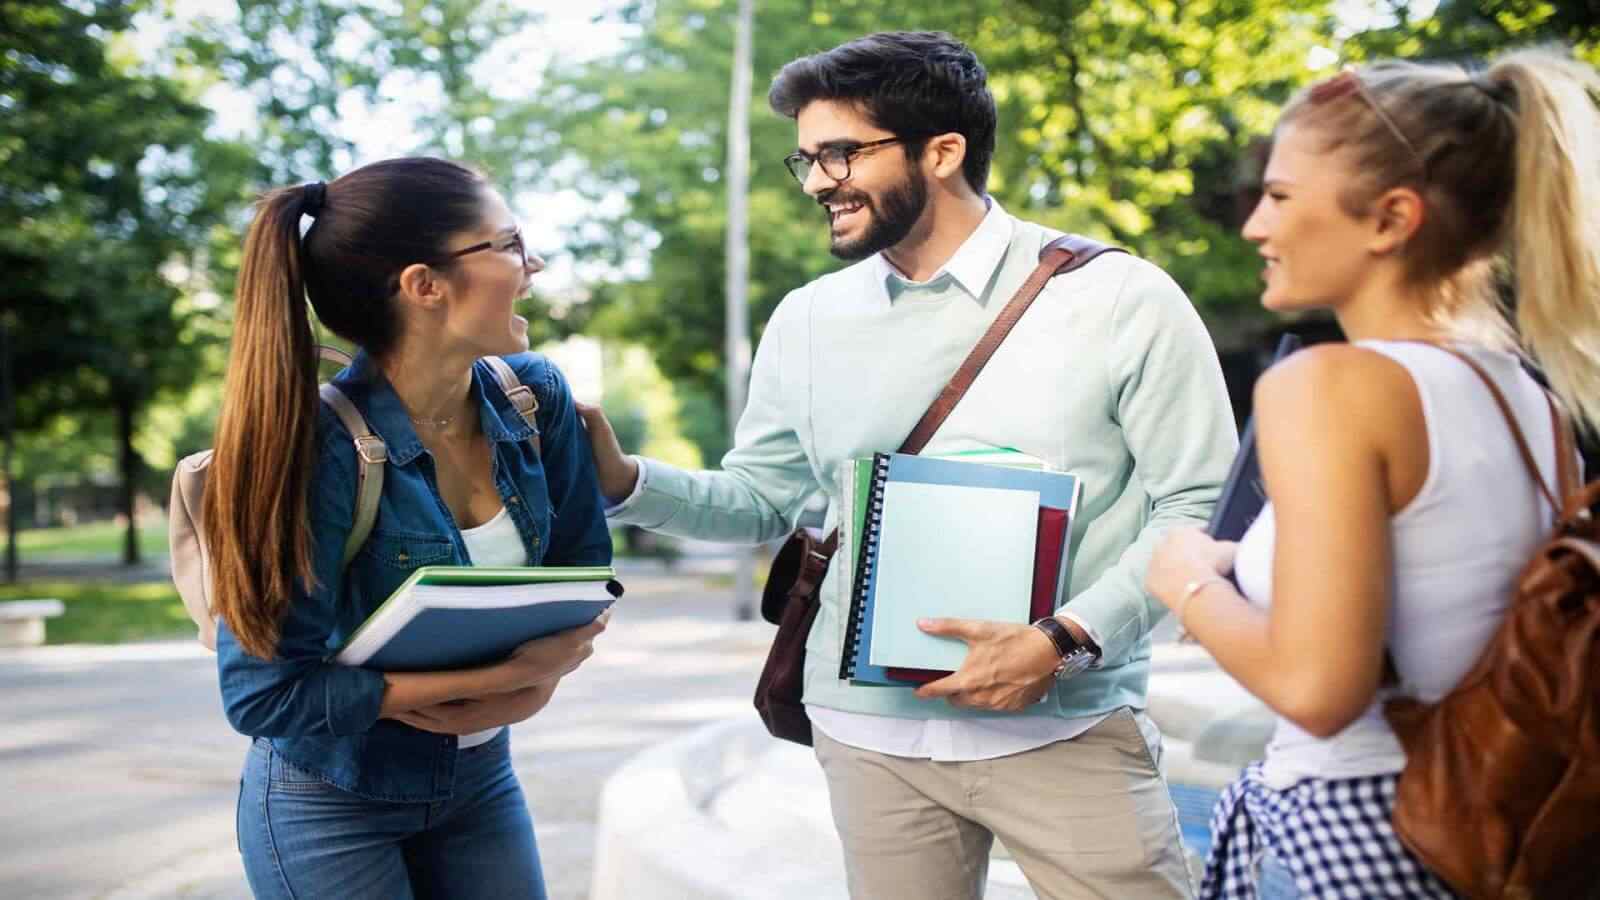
left=866, top=480, right=1039, bottom=671
left=845, top=454, right=1083, bottom=682
left=335, top=566, right=622, bottom=672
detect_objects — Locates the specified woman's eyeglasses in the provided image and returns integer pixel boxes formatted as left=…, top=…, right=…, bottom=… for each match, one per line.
left=448, top=229, right=533, bottom=266
left=1311, top=66, right=1428, bottom=180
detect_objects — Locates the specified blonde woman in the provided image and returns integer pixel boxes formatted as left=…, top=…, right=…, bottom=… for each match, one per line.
left=1146, top=49, right=1599, bottom=898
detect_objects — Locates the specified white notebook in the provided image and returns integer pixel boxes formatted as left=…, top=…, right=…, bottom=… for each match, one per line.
left=866, top=481, right=1039, bottom=671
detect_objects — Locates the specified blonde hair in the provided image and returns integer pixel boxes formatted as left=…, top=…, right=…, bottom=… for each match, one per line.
left=1281, top=48, right=1600, bottom=433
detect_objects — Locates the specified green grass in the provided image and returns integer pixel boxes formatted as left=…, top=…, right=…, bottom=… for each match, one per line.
left=16, top=519, right=170, bottom=560
left=0, top=581, right=193, bottom=644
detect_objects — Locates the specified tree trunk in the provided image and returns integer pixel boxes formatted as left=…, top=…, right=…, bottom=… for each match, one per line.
left=3, top=444, right=15, bottom=585
left=725, top=0, right=756, bottom=621
left=117, top=392, right=141, bottom=566
left=2, top=314, right=15, bottom=584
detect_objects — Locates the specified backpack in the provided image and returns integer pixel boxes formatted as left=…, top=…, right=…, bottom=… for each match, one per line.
left=1382, top=346, right=1600, bottom=900
left=168, top=346, right=542, bottom=650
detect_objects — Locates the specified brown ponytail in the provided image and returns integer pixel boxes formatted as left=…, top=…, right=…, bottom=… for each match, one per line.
left=205, top=158, right=487, bottom=659
left=203, top=186, right=321, bottom=659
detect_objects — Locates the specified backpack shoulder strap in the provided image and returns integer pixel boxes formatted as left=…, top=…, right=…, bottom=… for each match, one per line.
left=483, top=356, right=542, bottom=456
left=1432, top=346, right=1564, bottom=520
left=318, top=383, right=386, bottom=568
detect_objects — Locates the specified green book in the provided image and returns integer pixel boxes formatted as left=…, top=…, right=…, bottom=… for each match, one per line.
left=334, top=566, right=621, bottom=671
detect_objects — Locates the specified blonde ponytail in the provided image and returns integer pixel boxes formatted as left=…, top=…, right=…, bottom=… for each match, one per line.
left=1491, top=49, right=1600, bottom=434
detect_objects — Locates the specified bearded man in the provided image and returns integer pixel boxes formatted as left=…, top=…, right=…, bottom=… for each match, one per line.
left=580, top=31, right=1235, bottom=900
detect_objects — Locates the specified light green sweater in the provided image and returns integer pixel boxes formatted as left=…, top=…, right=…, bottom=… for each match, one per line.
left=609, top=205, right=1238, bottom=720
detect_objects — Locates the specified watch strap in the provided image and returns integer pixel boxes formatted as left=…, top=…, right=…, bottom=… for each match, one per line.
left=1031, top=616, right=1079, bottom=658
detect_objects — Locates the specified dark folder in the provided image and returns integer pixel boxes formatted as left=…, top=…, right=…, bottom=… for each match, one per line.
left=1207, top=333, right=1303, bottom=542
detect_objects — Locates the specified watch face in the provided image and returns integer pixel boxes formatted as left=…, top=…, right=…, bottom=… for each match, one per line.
left=1055, top=648, right=1094, bottom=680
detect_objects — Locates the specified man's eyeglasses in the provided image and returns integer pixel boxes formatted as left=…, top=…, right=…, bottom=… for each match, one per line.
left=783, top=137, right=910, bottom=185
left=447, top=229, right=536, bottom=267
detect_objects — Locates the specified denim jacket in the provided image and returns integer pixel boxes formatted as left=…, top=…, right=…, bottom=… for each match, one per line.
left=215, top=351, right=612, bottom=802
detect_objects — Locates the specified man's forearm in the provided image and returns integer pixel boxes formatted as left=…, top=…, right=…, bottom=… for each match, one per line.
left=605, top=456, right=810, bottom=544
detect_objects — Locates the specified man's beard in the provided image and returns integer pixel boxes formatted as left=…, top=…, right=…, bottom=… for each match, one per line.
left=823, top=164, right=928, bottom=261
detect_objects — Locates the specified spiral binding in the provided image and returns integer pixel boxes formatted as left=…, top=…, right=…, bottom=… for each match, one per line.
left=839, top=453, right=892, bottom=679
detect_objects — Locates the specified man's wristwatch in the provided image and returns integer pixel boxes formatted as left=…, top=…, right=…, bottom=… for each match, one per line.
left=1031, top=616, right=1099, bottom=680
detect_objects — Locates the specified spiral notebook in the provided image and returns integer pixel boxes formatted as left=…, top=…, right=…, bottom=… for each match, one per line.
left=838, top=453, right=1083, bottom=685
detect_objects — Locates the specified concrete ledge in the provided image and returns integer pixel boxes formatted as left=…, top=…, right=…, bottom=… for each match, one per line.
left=590, top=718, right=1042, bottom=900
left=589, top=718, right=846, bottom=900
left=0, top=598, right=64, bottom=648
left=591, top=646, right=1276, bottom=900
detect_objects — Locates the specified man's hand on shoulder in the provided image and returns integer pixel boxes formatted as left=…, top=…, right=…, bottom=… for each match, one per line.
left=576, top=402, right=642, bottom=504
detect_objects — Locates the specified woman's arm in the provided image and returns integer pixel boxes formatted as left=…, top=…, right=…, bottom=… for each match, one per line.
left=377, top=612, right=607, bottom=718
left=1148, top=345, right=1426, bottom=738
left=216, top=418, right=607, bottom=739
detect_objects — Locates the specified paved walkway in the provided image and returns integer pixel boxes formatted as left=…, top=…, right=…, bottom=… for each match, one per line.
left=0, top=575, right=771, bottom=900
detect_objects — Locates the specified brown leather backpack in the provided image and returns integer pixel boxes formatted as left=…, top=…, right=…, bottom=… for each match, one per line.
left=1383, top=347, right=1600, bottom=900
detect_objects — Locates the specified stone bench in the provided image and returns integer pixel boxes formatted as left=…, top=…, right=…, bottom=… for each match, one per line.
left=0, top=598, right=65, bottom=647
left=589, top=643, right=1285, bottom=900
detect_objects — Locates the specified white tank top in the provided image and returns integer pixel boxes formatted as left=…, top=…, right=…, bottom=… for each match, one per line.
left=1231, top=341, right=1562, bottom=787
left=457, top=507, right=525, bottom=749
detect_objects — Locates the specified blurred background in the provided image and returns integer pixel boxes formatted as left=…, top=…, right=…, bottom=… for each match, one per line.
left=2, top=2, right=1597, bottom=896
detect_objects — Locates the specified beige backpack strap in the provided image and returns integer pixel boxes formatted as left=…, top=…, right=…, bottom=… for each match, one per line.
left=483, top=356, right=541, bottom=456
left=319, top=383, right=386, bottom=567
left=318, top=345, right=354, bottom=368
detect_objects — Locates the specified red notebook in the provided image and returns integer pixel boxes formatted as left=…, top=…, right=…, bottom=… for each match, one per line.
left=886, top=505, right=1070, bottom=686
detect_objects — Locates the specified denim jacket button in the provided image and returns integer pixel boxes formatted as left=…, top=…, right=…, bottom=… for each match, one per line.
left=397, top=552, right=409, bottom=563
left=509, top=496, right=520, bottom=505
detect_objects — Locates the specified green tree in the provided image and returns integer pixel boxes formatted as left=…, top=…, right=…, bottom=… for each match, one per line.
left=2, top=0, right=254, bottom=574
left=529, top=0, right=1333, bottom=459
left=1349, top=0, right=1599, bottom=63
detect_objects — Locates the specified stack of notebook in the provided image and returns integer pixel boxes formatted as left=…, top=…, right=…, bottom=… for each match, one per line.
left=836, top=451, right=1082, bottom=686
left=335, top=566, right=622, bottom=671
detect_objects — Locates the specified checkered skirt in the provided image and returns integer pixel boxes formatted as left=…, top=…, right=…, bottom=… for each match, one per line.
left=1200, top=762, right=1459, bottom=900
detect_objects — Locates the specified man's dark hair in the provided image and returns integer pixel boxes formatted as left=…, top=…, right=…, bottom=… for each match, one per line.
left=768, top=31, right=996, bottom=196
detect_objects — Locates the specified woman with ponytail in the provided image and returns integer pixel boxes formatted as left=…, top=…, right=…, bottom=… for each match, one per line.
left=1145, top=48, right=1600, bottom=898
left=206, top=157, right=613, bottom=899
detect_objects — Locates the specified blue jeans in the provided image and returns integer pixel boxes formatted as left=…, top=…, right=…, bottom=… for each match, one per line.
left=237, top=731, right=546, bottom=899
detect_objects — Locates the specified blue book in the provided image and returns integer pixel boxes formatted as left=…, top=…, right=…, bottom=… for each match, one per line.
left=842, top=454, right=1082, bottom=685
left=334, top=566, right=622, bottom=672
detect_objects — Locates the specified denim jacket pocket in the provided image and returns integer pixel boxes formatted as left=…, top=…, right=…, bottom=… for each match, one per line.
left=360, top=530, right=456, bottom=569
left=356, top=530, right=457, bottom=607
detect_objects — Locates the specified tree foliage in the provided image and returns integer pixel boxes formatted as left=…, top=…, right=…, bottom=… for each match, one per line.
left=527, top=0, right=1330, bottom=449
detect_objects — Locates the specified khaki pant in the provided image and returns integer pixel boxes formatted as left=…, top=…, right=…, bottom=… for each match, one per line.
left=813, top=707, right=1194, bottom=900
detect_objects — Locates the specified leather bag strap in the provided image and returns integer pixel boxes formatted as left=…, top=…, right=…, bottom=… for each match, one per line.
left=1432, top=346, right=1568, bottom=520
left=897, top=235, right=1124, bottom=456
left=814, top=234, right=1126, bottom=559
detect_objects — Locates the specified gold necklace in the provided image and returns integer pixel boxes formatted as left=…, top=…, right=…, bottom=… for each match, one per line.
left=409, top=414, right=456, bottom=430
